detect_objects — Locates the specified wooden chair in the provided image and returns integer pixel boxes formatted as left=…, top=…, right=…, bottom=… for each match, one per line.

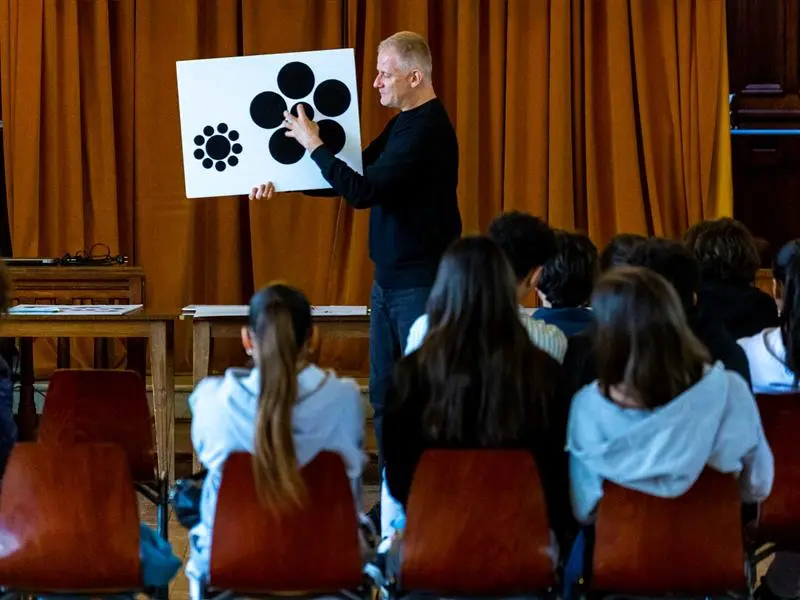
left=0, top=442, right=141, bottom=594
left=754, top=394, right=800, bottom=556
left=398, top=449, right=557, bottom=597
left=592, top=469, right=747, bottom=596
left=206, top=451, right=366, bottom=599
left=38, top=369, right=169, bottom=539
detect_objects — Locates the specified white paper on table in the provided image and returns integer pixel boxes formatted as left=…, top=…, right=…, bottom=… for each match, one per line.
left=9, top=304, right=144, bottom=315
left=184, top=304, right=368, bottom=318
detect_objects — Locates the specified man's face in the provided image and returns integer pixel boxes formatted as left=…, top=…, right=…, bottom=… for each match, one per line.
left=373, top=48, right=414, bottom=109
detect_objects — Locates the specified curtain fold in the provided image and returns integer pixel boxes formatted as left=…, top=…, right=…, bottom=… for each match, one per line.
left=0, top=0, right=734, bottom=377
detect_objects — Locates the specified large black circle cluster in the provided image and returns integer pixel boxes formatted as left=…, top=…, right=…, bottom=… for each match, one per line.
left=249, top=61, right=352, bottom=165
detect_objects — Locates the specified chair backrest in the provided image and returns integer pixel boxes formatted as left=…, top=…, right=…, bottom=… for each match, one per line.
left=210, top=451, right=363, bottom=593
left=39, top=369, right=156, bottom=481
left=400, top=449, right=556, bottom=595
left=0, top=442, right=141, bottom=591
left=592, top=468, right=746, bottom=595
left=756, top=394, right=800, bottom=549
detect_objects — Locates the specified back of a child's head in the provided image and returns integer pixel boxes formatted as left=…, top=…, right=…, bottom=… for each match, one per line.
left=537, top=231, right=598, bottom=308
left=690, top=218, right=760, bottom=286
left=598, top=233, right=647, bottom=273
left=487, top=210, right=557, bottom=283
left=627, top=238, right=700, bottom=310
left=248, top=283, right=313, bottom=510
left=591, top=266, right=709, bottom=409
left=420, top=235, right=558, bottom=444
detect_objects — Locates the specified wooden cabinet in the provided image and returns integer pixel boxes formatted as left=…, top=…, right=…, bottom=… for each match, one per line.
left=727, top=0, right=794, bottom=100
left=728, top=0, right=800, bottom=262
left=731, top=133, right=800, bottom=258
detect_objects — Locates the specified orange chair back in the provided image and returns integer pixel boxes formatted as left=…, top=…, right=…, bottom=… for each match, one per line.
left=401, top=449, right=556, bottom=595
left=39, top=369, right=156, bottom=481
left=593, top=469, right=746, bottom=595
left=0, top=442, right=140, bottom=591
left=210, top=451, right=363, bottom=593
left=756, top=394, right=800, bottom=549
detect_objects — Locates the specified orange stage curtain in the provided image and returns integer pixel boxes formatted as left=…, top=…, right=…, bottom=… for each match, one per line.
left=0, top=0, right=732, bottom=377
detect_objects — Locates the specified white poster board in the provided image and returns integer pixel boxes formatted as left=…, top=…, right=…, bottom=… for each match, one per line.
left=176, top=48, right=363, bottom=199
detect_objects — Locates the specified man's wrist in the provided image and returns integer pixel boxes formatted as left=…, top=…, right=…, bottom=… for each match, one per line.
left=307, top=137, right=324, bottom=152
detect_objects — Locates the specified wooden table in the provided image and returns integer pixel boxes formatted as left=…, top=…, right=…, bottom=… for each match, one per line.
left=2, top=312, right=176, bottom=482
left=7, top=266, right=146, bottom=368
left=184, top=305, right=370, bottom=470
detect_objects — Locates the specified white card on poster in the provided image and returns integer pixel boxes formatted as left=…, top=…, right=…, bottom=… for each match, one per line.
left=176, top=48, right=363, bottom=199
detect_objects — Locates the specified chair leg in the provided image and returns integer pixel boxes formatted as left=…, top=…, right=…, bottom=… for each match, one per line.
left=158, top=478, right=170, bottom=541
left=154, top=584, right=170, bottom=600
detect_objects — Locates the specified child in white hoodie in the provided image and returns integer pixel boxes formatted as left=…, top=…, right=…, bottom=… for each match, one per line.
left=184, top=284, right=366, bottom=599
left=565, top=267, right=773, bottom=597
left=738, top=239, right=800, bottom=394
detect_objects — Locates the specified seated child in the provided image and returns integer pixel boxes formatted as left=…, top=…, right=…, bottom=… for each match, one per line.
left=565, top=267, right=773, bottom=597
left=405, top=210, right=567, bottom=362
left=185, top=283, right=366, bottom=599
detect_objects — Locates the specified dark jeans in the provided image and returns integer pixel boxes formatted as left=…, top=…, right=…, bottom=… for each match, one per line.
left=0, top=376, right=16, bottom=477
left=369, top=281, right=430, bottom=465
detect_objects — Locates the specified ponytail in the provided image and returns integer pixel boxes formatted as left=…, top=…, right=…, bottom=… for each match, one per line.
left=251, top=304, right=307, bottom=510
left=780, top=253, right=800, bottom=386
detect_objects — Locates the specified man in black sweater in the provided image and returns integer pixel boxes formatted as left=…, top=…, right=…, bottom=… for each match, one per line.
left=250, top=32, right=462, bottom=469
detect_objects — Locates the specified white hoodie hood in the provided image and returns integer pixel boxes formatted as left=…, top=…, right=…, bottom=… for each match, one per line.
left=567, top=363, right=773, bottom=524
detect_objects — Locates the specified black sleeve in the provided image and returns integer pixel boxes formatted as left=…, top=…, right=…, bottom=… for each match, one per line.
left=310, top=119, right=423, bottom=210
left=756, top=290, right=781, bottom=331
left=728, top=343, right=753, bottom=388
left=533, top=358, right=578, bottom=547
left=300, top=125, right=392, bottom=198
left=382, top=358, right=426, bottom=508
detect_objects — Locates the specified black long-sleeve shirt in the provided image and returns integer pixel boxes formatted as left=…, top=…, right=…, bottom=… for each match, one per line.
left=310, top=98, right=462, bottom=289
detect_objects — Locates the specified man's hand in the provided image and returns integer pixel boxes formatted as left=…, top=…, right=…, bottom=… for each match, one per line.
left=283, top=105, right=323, bottom=152
left=249, top=182, right=275, bottom=200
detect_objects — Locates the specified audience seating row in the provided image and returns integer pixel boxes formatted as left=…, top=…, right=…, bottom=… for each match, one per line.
left=0, top=370, right=796, bottom=599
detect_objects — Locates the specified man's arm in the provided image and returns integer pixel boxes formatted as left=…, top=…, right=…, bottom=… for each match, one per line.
left=300, top=127, right=393, bottom=198
left=310, top=121, right=421, bottom=209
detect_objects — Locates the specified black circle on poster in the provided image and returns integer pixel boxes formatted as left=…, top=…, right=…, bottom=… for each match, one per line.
left=205, top=135, right=231, bottom=160
left=290, top=102, right=315, bottom=121
left=250, top=91, right=287, bottom=129
left=217, top=123, right=228, bottom=134
left=194, top=135, right=204, bottom=146
left=318, top=119, right=346, bottom=155
left=314, top=80, right=351, bottom=117
left=228, top=156, right=239, bottom=166
left=229, top=130, right=240, bottom=141
left=193, top=149, right=204, bottom=159
left=202, top=158, right=213, bottom=169
left=269, top=128, right=305, bottom=165
left=278, top=62, right=315, bottom=99
left=232, top=143, right=243, bottom=154
left=203, top=125, right=214, bottom=136
left=215, top=161, right=226, bottom=172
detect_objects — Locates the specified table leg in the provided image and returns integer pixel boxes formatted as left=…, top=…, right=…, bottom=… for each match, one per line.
left=127, top=338, right=147, bottom=380
left=149, top=321, right=175, bottom=484
left=93, top=338, right=110, bottom=369
left=191, top=321, right=212, bottom=473
left=56, top=338, right=70, bottom=369
left=17, top=338, right=36, bottom=441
